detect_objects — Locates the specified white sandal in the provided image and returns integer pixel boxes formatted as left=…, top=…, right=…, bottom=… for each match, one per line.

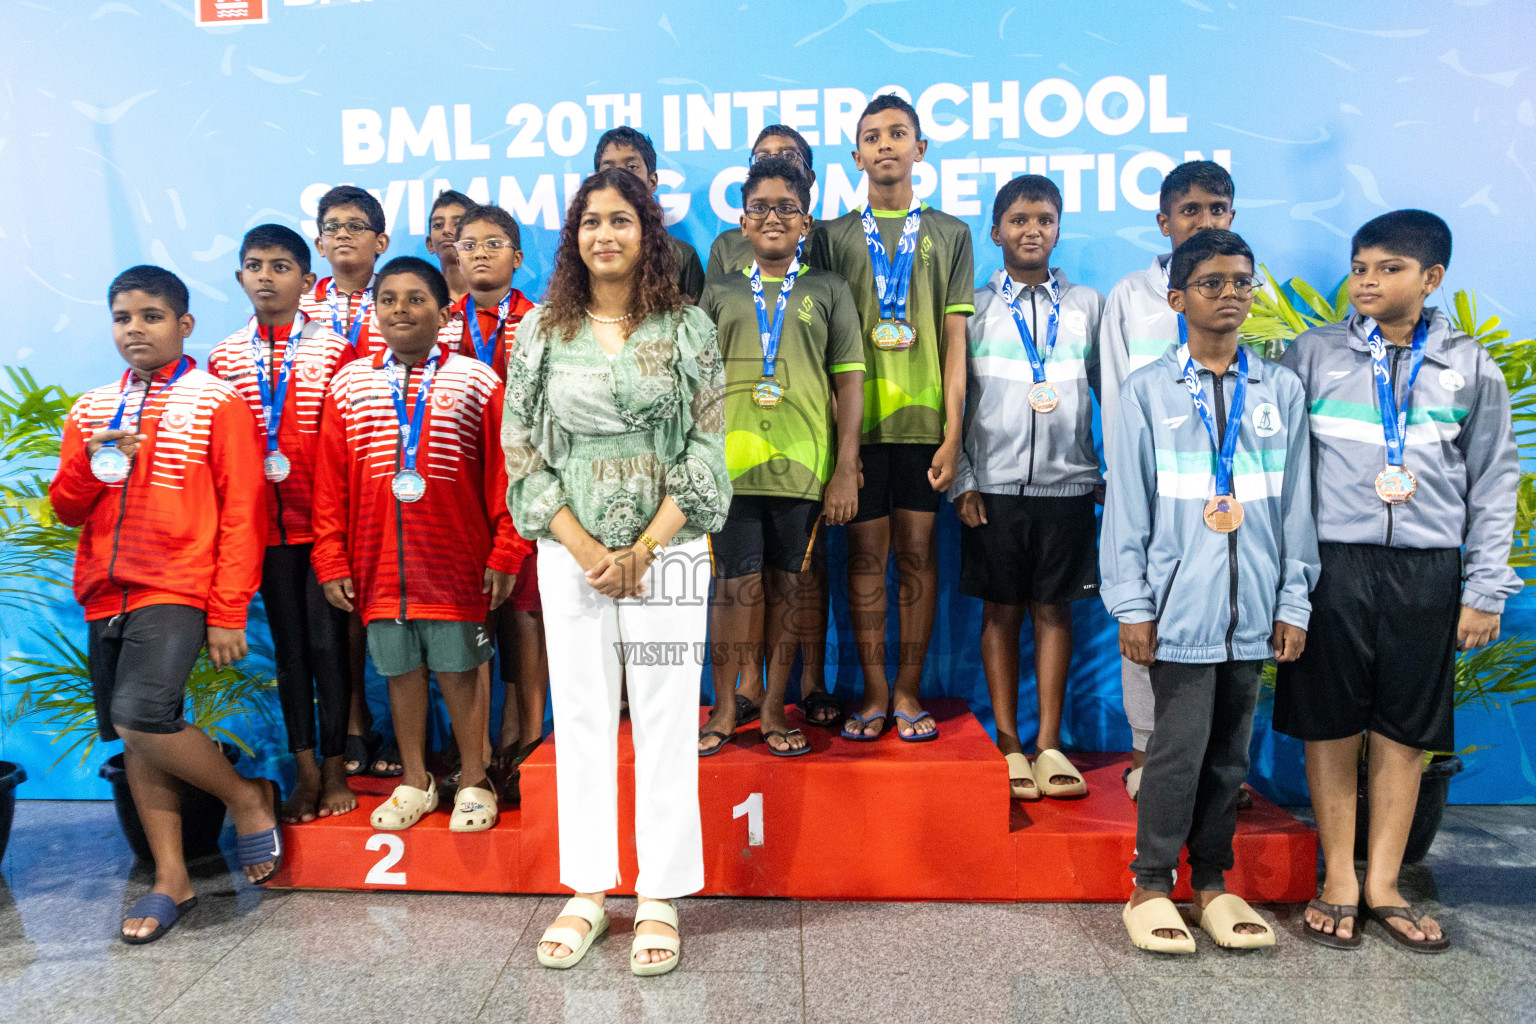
left=536, top=896, right=609, bottom=969
left=631, top=900, right=681, bottom=977
left=1005, top=752, right=1040, bottom=801
left=370, top=778, right=438, bottom=831
left=1123, top=895, right=1196, bottom=954
left=1034, top=749, right=1088, bottom=799
left=449, top=783, right=498, bottom=832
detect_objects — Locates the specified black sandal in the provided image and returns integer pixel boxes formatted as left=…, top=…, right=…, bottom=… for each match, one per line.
left=1302, top=897, right=1362, bottom=949
left=370, top=738, right=404, bottom=778
left=698, top=729, right=733, bottom=757
left=734, top=693, right=761, bottom=727
left=344, top=731, right=381, bottom=778
left=796, top=690, right=843, bottom=728
left=1366, top=903, right=1450, bottom=954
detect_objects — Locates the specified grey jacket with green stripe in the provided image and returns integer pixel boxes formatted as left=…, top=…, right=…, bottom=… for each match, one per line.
left=1279, top=309, right=1519, bottom=613
left=950, top=268, right=1104, bottom=499
left=1101, top=342, right=1320, bottom=664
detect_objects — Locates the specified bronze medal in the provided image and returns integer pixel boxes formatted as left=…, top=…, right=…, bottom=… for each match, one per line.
left=1375, top=466, right=1416, bottom=504
left=1203, top=494, right=1243, bottom=533
left=1028, top=381, right=1059, bottom=414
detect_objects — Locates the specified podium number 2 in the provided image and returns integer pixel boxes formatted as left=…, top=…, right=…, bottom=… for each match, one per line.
left=732, top=792, right=764, bottom=847
left=365, top=834, right=407, bottom=885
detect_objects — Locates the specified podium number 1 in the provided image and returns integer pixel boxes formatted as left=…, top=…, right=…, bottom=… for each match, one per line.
left=732, top=792, right=764, bottom=847
left=365, top=833, right=407, bottom=885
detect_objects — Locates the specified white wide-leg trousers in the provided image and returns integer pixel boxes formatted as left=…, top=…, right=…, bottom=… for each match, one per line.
left=537, top=536, right=708, bottom=899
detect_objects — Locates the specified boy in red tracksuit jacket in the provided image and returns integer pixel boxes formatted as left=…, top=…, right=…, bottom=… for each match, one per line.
left=443, top=202, right=544, bottom=773
left=311, top=256, right=531, bottom=834
left=52, top=265, right=279, bottom=945
left=209, top=224, right=359, bottom=826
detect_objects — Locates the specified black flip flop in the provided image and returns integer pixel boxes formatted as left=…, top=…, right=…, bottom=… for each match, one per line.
left=1302, top=898, right=1362, bottom=949
left=120, top=893, right=199, bottom=945
left=698, top=729, right=733, bottom=757
left=796, top=690, right=843, bottom=728
left=1366, top=903, right=1450, bottom=954
left=763, top=728, right=811, bottom=757
left=734, top=693, right=761, bottom=727
left=344, top=730, right=381, bottom=778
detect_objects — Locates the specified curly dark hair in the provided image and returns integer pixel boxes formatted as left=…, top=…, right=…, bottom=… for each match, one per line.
left=541, top=167, right=682, bottom=341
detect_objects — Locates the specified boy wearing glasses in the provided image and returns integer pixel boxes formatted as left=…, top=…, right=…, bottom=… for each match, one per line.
left=823, top=94, right=974, bottom=744
left=1103, top=230, right=1317, bottom=954
left=1100, top=160, right=1237, bottom=799
left=696, top=158, right=865, bottom=756
left=950, top=175, right=1103, bottom=801
left=302, top=186, right=391, bottom=359
left=705, top=126, right=832, bottom=286
left=448, top=203, right=546, bottom=778
left=594, top=126, right=706, bottom=303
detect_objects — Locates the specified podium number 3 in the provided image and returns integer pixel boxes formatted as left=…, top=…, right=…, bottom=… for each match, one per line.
left=732, top=793, right=764, bottom=847
left=365, top=833, right=407, bottom=885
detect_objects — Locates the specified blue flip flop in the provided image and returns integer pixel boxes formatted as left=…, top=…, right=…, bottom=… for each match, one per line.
left=236, top=778, right=283, bottom=886
left=840, top=710, right=888, bottom=742
left=894, top=710, right=939, bottom=743
left=120, top=892, right=198, bottom=945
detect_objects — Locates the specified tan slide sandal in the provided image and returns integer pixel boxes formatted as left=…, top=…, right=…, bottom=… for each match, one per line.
left=1198, top=893, right=1275, bottom=949
left=537, top=896, right=610, bottom=968
left=1005, top=752, right=1040, bottom=801
left=631, top=900, right=681, bottom=977
left=1034, top=749, right=1088, bottom=799
left=370, top=778, right=438, bottom=831
left=1123, top=896, right=1197, bottom=954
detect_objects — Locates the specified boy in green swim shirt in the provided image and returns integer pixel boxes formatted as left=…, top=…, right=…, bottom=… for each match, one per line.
left=697, top=157, right=864, bottom=755
left=822, top=94, right=974, bottom=742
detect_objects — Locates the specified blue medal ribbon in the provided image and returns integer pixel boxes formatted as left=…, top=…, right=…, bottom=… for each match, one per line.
left=749, top=235, right=805, bottom=379
left=997, top=275, right=1060, bottom=385
left=384, top=351, right=440, bottom=477
left=327, top=279, right=374, bottom=348
left=103, top=356, right=193, bottom=439
left=860, top=197, right=922, bottom=321
left=248, top=313, right=304, bottom=456
left=1178, top=316, right=1248, bottom=498
left=1366, top=317, right=1428, bottom=470
left=465, top=291, right=512, bottom=366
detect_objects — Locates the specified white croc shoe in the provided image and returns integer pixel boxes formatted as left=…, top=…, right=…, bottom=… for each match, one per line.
left=371, top=777, right=438, bottom=831
left=449, top=784, right=499, bottom=832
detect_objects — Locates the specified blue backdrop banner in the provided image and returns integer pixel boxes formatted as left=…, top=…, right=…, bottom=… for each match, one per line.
left=2, top=0, right=1532, bottom=802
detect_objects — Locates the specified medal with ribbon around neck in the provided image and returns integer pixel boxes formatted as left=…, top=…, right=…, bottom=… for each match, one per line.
left=998, top=273, right=1062, bottom=413
left=249, top=312, right=305, bottom=483
left=1178, top=315, right=1249, bottom=533
left=91, top=356, right=193, bottom=484
left=1366, top=316, right=1427, bottom=504
left=385, top=350, right=439, bottom=503
left=748, top=235, right=805, bottom=409
left=862, top=197, right=921, bottom=352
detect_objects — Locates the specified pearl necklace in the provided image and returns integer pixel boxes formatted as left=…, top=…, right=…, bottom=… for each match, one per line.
left=586, top=309, right=631, bottom=324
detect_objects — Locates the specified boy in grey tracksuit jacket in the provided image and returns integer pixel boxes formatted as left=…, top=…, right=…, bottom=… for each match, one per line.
left=1102, top=229, right=1319, bottom=905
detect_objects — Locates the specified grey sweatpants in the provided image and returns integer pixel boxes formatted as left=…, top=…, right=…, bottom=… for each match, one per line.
left=1121, top=656, right=1154, bottom=751
left=1131, top=659, right=1262, bottom=893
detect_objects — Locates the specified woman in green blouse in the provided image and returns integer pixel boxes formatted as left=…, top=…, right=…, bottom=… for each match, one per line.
left=505, top=168, right=729, bottom=977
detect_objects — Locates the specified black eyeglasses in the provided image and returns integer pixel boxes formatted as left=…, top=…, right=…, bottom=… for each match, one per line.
left=743, top=202, right=805, bottom=221
left=320, top=220, right=376, bottom=237
left=1186, top=275, right=1261, bottom=299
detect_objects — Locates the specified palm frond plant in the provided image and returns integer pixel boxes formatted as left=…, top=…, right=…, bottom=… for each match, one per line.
left=1240, top=264, right=1349, bottom=361
left=0, top=368, right=78, bottom=614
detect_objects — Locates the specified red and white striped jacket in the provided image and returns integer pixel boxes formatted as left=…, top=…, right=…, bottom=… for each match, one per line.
left=50, top=360, right=266, bottom=628
left=207, top=315, right=356, bottom=546
left=310, top=350, right=531, bottom=625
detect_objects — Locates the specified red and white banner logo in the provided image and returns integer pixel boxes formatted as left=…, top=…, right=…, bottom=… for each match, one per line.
left=195, top=0, right=267, bottom=26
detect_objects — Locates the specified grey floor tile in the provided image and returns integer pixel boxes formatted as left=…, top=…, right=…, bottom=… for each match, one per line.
left=479, top=968, right=804, bottom=1024
left=0, top=955, right=213, bottom=1024
left=803, top=972, right=1136, bottom=1024
left=1119, top=976, right=1487, bottom=1024
left=801, top=900, right=1105, bottom=980
left=1444, top=805, right=1536, bottom=856
left=1070, top=900, right=1426, bottom=979
left=509, top=897, right=794, bottom=974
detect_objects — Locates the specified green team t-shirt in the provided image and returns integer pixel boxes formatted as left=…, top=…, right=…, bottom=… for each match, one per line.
left=822, top=204, right=975, bottom=444
left=704, top=225, right=832, bottom=287
left=668, top=233, right=706, bottom=303
left=699, top=266, right=865, bottom=501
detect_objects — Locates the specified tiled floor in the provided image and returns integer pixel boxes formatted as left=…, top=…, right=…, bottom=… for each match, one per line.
left=2, top=800, right=1533, bottom=1023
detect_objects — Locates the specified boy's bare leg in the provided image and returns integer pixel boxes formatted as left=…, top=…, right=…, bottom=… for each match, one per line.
left=795, top=563, right=839, bottom=724
left=760, top=567, right=808, bottom=754
left=386, top=667, right=432, bottom=792
left=119, top=752, right=192, bottom=939
left=514, top=610, right=548, bottom=757
left=889, top=508, right=938, bottom=738
left=844, top=516, right=892, bottom=736
left=1030, top=601, right=1076, bottom=785
left=283, top=749, right=323, bottom=823
left=981, top=599, right=1028, bottom=764
left=1303, top=734, right=1363, bottom=939
left=699, top=575, right=762, bottom=752
left=1363, top=732, right=1442, bottom=942
left=438, top=668, right=491, bottom=790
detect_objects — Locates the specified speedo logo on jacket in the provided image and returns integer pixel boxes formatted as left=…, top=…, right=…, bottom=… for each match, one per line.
left=951, top=268, right=1104, bottom=499
left=1100, top=342, right=1319, bottom=664
left=1280, top=308, right=1520, bottom=613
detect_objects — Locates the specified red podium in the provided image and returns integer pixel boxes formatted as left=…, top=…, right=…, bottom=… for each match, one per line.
left=267, top=699, right=1316, bottom=902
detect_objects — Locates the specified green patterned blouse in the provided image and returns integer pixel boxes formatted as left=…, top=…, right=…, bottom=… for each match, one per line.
left=502, top=304, right=731, bottom=549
